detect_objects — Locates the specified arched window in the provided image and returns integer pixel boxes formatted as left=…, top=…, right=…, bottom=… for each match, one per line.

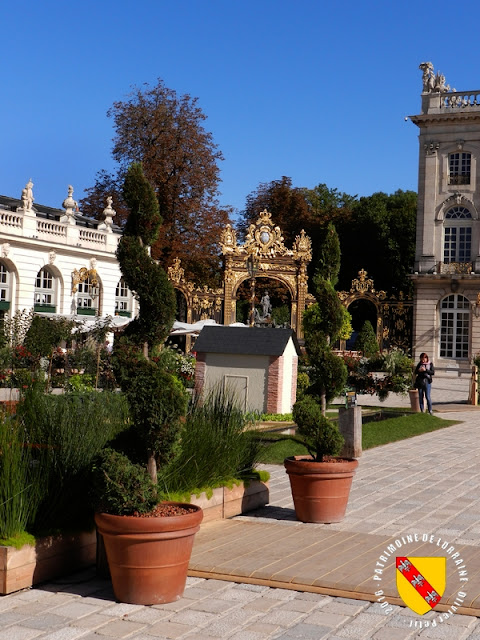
left=449, top=152, right=471, bottom=185
left=34, top=267, right=56, bottom=312
left=443, top=207, right=472, bottom=264
left=0, top=262, right=11, bottom=313
left=77, top=276, right=99, bottom=316
left=440, top=294, right=470, bottom=359
left=115, top=278, right=132, bottom=317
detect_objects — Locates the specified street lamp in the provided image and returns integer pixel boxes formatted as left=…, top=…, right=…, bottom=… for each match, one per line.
left=246, top=253, right=259, bottom=327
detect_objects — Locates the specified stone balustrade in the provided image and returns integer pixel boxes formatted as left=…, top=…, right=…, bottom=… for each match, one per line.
left=36, top=219, right=67, bottom=237
left=0, top=212, right=23, bottom=228
left=0, top=203, right=118, bottom=253
left=442, top=91, right=480, bottom=109
left=79, top=228, right=107, bottom=245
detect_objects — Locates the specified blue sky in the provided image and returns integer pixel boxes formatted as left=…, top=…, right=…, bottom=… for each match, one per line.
left=3, top=1, right=480, bottom=218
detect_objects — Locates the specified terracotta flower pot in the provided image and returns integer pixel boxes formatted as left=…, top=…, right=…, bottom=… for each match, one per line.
left=284, top=456, right=358, bottom=524
left=95, top=503, right=203, bottom=604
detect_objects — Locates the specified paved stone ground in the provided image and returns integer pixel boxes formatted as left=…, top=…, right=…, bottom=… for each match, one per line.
left=2, top=570, right=480, bottom=639
left=2, top=393, right=480, bottom=639
left=242, top=414, right=480, bottom=545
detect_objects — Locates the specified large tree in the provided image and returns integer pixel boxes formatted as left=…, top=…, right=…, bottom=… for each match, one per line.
left=336, top=190, right=417, bottom=294
left=80, top=79, right=231, bottom=287
left=238, top=176, right=311, bottom=245
left=239, top=177, right=356, bottom=278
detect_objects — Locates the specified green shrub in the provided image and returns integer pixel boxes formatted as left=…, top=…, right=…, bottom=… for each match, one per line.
left=24, top=316, right=78, bottom=358
left=293, top=395, right=344, bottom=461
left=272, top=305, right=290, bottom=327
left=91, top=449, right=157, bottom=515
left=110, top=163, right=187, bottom=496
left=354, top=321, right=379, bottom=357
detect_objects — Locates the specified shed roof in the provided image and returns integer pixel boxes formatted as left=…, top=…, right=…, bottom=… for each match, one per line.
left=193, top=326, right=301, bottom=357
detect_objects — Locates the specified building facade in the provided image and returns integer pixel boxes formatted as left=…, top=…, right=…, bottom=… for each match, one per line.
left=0, top=182, right=136, bottom=325
left=410, top=63, right=480, bottom=387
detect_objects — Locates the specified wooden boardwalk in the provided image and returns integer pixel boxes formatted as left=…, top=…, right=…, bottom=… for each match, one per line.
left=189, top=518, right=480, bottom=616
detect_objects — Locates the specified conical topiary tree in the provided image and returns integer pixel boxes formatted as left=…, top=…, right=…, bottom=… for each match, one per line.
left=354, top=320, right=379, bottom=357
left=112, top=163, right=187, bottom=483
left=301, top=223, right=347, bottom=415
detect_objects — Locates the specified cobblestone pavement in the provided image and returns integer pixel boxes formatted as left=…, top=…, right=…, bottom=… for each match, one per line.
left=2, top=398, right=480, bottom=639
left=243, top=412, right=480, bottom=545
left=2, top=570, right=480, bottom=640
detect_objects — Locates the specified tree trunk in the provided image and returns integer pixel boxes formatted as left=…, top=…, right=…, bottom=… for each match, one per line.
left=147, top=454, right=157, bottom=484
left=321, top=390, right=326, bottom=416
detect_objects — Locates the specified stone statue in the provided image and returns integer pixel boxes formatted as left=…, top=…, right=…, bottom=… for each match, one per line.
left=419, top=62, right=452, bottom=94
left=21, top=179, right=34, bottom=211
left=260, top=291, right=272, bottom=318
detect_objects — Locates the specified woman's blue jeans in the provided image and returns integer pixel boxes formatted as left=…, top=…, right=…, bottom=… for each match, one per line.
left=418, top=383, right=432, bottom=413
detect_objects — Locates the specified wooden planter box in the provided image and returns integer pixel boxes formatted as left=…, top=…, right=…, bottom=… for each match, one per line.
left=188, top=479, right=269, bottom=523
left=2, top=481, right=269, bottom=594
left=0, top=530, right=96, bottom=595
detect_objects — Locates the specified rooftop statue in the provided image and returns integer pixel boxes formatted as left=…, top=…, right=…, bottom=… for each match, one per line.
left=419, top=62, right=453, bottom=94
left=21, top=179, right=34, bottom=211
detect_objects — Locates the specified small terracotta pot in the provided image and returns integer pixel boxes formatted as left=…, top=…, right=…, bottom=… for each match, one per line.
left=95, top=503, right=203, bottom=604
left=284, top=456, right=358, bottom=524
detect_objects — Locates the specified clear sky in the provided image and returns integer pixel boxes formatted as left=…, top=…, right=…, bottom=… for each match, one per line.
left=3, top=1, right=480, bottom=218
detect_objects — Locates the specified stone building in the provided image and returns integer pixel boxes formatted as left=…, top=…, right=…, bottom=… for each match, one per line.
left=0, top=182, right=136, bottom=325
left=410, top=63, right=480, bottom=392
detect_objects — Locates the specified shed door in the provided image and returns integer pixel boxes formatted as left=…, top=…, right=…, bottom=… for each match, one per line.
left=224, top=375, right=248, bottom=412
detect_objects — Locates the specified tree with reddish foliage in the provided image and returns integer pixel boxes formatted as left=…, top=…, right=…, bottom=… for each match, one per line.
left=80, top=79, right=231, bottom=287
left=238, top=176, right=311, bottom=245
left=82, top=170, right=129, bottom=227
left=239, top=177, right=356, bottom=281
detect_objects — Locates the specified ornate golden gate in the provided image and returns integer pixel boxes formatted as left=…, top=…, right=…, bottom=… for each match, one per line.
left=167, top=210, right=312, bottom=341
left=337, top=269, right=413, bottom=352
left=220, top=210, right=312, bottom=338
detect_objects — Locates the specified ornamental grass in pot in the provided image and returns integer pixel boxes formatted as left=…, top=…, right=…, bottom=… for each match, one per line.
left=285, top=395, right=358, bottom=523
left=91, top=163, right=202, bottom=605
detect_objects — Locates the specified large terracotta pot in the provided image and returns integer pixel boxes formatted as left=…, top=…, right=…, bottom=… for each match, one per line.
left=95, top=503, right=203, bottom=604
left=284, top=456, right=358, bottom=524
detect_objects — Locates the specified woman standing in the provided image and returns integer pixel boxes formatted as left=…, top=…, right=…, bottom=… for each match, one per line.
left=414, top=352, right=435, bottom=414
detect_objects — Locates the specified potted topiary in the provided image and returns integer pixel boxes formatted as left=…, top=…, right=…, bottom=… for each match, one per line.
left=285, top=396, right=358, bottom=523
left=92, top=163, right=202, bottom=605
left=285, top=224, right=358, bottom=523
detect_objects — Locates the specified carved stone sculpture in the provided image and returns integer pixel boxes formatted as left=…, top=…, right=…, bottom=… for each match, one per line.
left=419, top=62, right=452, bottom=94
left=62, top=185, right=78, bottom=221
left=260, top=291, right=272, bottom=319
left=21, top=179, right=34, bottom=211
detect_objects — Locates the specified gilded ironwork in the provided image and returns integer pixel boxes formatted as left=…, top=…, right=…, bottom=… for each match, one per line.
left=338, top=269, right=413, bottom=352
left=220, top=211, right=312, bottom=337
left=350, top=268, right=376, bottom=294
left=219, top=224, right=238, bottom=254
left=71, top=267, right=98, bottom=294
left=167, top=211, right=313, bottom=340
left=243, top=209, right=290, bottom=258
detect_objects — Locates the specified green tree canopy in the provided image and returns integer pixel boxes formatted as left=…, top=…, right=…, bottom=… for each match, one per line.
left=336, top=190, right=417, bottom=294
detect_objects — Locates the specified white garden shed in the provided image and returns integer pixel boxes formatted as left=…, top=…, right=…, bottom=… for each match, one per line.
left=193, top=326, right=301, bottom=414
